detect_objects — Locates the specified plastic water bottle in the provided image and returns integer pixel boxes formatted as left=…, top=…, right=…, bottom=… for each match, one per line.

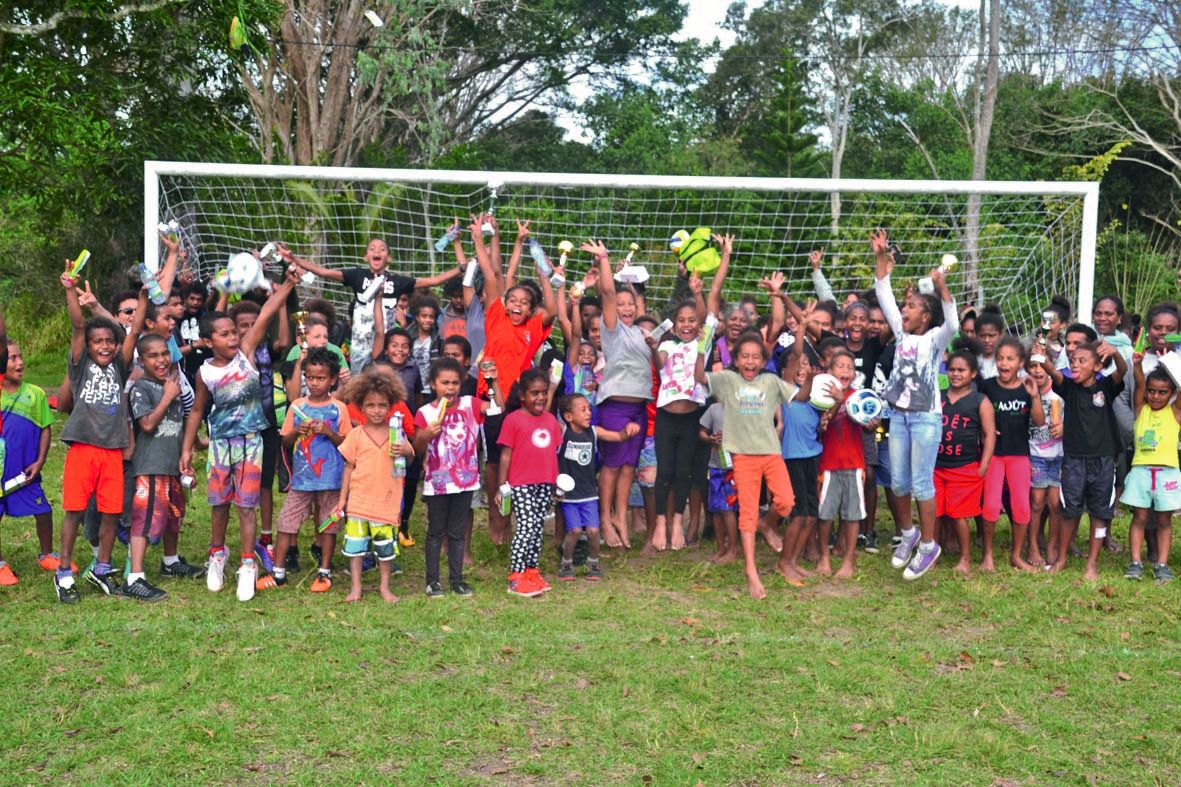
left=434, top=225, right=461, bottom=252
left=529, top=238, right=553, bottom=277
left=389, top=413, right=407, bottom=477
left=139, top=263, right=167, bottom=305
left=498, top=483, right=513, bottom=516
left=66, top=249, right=90, bottom=281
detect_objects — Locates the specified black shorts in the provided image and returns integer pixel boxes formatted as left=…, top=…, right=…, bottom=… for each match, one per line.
left=483, top=411, right=505, bottom=465
left=261, top=426, right=280, bottom=491
left=786, top=455, right=820, bottom=518
left=1060, top=455, right=1116, bottom=520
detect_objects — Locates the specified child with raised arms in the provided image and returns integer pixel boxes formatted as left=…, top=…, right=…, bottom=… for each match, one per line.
left=1, top=336, right=64, bottom=585
left=413, top=357, right=502, bottom=597
left=555, top=393, right=640, bottom=582
left=1120, top=355, right=1181, bottom=583
left=978, top=337, right=1045, bottom=572
left=871, top=228, right=959, bottom=581
left=54, top=267, right=139, bottom=603
left=497, top=368, right=563, bottom=597
left=936, top=347, right=995, bottom=575
left=1036, top=338, right=1126, bottom=578
left=694, top=302, right=814, bottom=599
left=336, top=370, right=413, bottom=602
left=180, top=270, right=296, bottom=602
left=275, top=347, right=350, bottom=592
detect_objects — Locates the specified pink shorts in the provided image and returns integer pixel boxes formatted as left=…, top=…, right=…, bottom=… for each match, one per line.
left=277, top=489, right=341, bottom=534
left=983, top=455, right=1032, bottom=524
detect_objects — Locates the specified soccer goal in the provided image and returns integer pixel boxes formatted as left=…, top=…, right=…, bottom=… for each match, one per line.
left=144, top=161, right=1099, bottom=329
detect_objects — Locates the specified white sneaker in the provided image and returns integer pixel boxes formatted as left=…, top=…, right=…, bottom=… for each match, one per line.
left=207, top=550, right=226, bottom=592
left=236, top=560, right=256, bottom=602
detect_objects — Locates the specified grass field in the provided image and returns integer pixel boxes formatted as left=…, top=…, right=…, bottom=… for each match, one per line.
left=3, top=359, right=1181, bottom=784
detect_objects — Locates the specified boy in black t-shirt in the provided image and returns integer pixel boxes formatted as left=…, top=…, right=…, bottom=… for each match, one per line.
left=1038, top=340, right=1127, bottom=579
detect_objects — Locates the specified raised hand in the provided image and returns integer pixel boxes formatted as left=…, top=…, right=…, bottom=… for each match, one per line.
left=870, top=227, right=890, bottom=256
left=77, top=281, right=98, bottom=310
left=1022, top=375, right=1039, bottom=397
left=516, top=219, right=531, bottom=240
left=711, top=233, right=735, bottom=256
left=580, top=239, right=609, bottom=260
left=159, top=230, right=180, bottom=254
left=688, top=272, right=703, bottom=295
left=809, top=248, right=824, bottom=270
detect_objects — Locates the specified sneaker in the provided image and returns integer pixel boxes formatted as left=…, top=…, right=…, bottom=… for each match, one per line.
left=903, top=544, right=942, bottom=581
left=1154, top=563, right=1175, bottom=584
left=123, top=577, right=167, bottom=602
left=891, top=534, right=903, bottom=550
left=558, top=562, right=575, bottom=581
left=37, top=553, right=76, bottom=572
left=891, top=529, right=921, bottom=569
left=84, top=568, right=123, bottom=597
left=55, top=575, right=80, bottom=604
left=284, top=546, right=300, bottom=572
left=425, top=581, right=446, bottom=598
left=398, top=529, right=415, bottom=548
left=1125, top=561, right=1144, bottom=581
left=450, top=581, right=474, bottom=597
left=585, top=560, right=603, bottom=582
left=237, top=561, right=257, bottom=601
left=864, top=531, right=880, bottom=555
left=0, top=563, right=18, bottom=586
left=507, top=572, right=543, bottom=598
left=207, top=550, right=227, bottom=592
left=573, top=536, right=590, bottom=567
left=389, top=558, right=403, bottom=576
left=273, top=571, right=287, bottom=586
left=310, top=571, right=333, bottom=593
left=160, top=556, right=207, bottom=579
left=255, top=574, right=277, bottom=591
left=857, top=533, right=867, bottom=551
left=116, top=525, right=130, bottom=546
left=310, top=543, right=323, bottom=568
left=253, top=541, right=276, bottom=575
left=525, top=567, right=551, bottom=593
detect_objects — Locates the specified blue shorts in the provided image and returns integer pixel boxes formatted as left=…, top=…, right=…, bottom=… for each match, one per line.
left=708, top=468, right=737, bottom=513
left=886, top=410, right=940, bottom=501
left=0, top=478, right=52, bottom=518
left=561, top=500, right=599, bottom=531
left=1030, top=455, right=1062, bottom=489
left=1120, top=465, right=1181, bottom=512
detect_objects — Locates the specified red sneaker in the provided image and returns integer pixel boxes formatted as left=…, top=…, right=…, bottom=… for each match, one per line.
left=525, top=567, right=551, bottom=593
left=0, top=563, right=17, bottom=586
left=507, top=572, right=542, bottom=598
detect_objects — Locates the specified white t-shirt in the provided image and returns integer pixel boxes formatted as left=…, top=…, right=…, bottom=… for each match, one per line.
left=657, top=337, right=708, bottom=408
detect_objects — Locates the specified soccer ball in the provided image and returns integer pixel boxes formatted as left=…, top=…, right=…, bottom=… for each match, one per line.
left=846, top=388, right=884, bottom=426
left=215, top=252, right=271, bottom=294
left=810, top=373, right=840, bottom=410
left=669, top=229, right=690, bottom=252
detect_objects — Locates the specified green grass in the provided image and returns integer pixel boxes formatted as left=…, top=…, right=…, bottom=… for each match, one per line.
left=3, top=355, right=1181, bottom=784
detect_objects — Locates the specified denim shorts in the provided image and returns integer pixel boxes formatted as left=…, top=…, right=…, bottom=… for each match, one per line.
left=886, top=410, right=941, bottom=501
left=1030, top=455, right=1063, bottom=489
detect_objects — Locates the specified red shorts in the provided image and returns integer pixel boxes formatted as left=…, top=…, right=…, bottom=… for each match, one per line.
left=935, top=464, right=984, bottom=520
left=62, top=443, right=125, bottom=514
left=130, top=475, right=185, bottom=540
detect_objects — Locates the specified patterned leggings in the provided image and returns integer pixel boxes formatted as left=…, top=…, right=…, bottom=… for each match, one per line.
left=509, top=483, right=554, bottom=574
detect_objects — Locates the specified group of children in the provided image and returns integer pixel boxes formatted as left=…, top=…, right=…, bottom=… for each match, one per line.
left=1, top=218, right=1178, bottom=603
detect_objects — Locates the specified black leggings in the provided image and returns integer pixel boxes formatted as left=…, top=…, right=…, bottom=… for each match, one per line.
left=653, top=407, right=704, bottom=515
left=425, top=492, right=472, bottom=585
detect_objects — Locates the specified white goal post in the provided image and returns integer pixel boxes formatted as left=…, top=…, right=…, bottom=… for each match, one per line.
left=144, top=161, right=1100, bottom=328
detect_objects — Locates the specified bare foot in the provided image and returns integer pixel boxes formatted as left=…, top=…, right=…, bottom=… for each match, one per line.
left=1082, top=565, right=1100, bottom=581
left=746, top=572, right=767, bottom=599
left=1028, top=553, right=1045, bottom=568
left=1068, top=542, right=1084, bottom=558
left=979, top=556, right=996, bottom=573
left=345, top=590, right=361, bottom=602
left=1104, top=536, right=1122, bottom=553
left=1010, top=557, right=1037, bottom=573
left=380, top=589, right=399, bottom=603
left=464, top=555, right=475, bottom=567
left=1045, top=551, right=1058, bottom=567
left=834, top=563, right=854, bottom=579
left=670, top=522, right=686, bottom=551
left=651, top=519, right=667, bottom=552
left=707, top=552, right=723, bottom=564
left=803, top=549, right=821, bottom=564
left=793, top=563, right=813, bottom=578
left=639, top=542, right=658, bottom=558
left=816, top=560, right=832, bottom=577
left=715, top=550, right=739, bottom=565
left=775, top=561, right=806, bottom=583
left=953, top=560, right=972, bottom=576
left=762, top=530, right=784, bottom=554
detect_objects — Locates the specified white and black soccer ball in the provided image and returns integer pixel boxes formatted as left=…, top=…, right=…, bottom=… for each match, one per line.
left=216, top=252, right=270, bottom=294
left=846, top=388, right=884, bottom=426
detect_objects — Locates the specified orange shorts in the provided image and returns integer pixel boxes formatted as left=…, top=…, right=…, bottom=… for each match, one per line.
left=62, top=443, right=125, bottom=514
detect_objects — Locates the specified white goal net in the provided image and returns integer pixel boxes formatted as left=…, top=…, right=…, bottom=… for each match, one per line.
left=145, top=162, right=1099, bottom=330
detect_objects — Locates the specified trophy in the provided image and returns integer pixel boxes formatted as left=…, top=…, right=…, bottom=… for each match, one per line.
left=557, top=240, right=574, bottom=268
left=481, top=183, right=500, bottom=236
left=479, top=359, right=501, bottom=415
left=625, top=242, right=639, bottom=263
left=292, top=311, right=309, bottom=349
left=1030, top=310, right=1057, bottom=364
left=918, top=253, right=957, bottom=295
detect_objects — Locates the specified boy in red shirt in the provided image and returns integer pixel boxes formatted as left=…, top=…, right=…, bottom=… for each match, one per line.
left=817, top=350, right=869, bottom=579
